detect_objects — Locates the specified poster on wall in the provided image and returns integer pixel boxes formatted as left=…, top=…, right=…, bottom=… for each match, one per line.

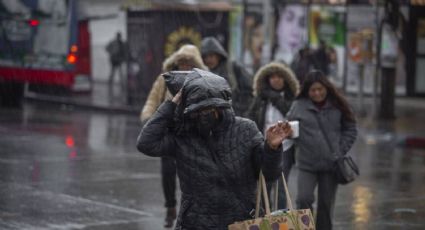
left=242, top=2, right=264, bottom=74
left=273, top=4, right=308, bottom=66
left=229, top=5, right=243, bottom=64
left=345, top=6, right=376, bottom=94
left=346, top=6, right=408, bottom=95
left=309, top=6, right=346, bottom=87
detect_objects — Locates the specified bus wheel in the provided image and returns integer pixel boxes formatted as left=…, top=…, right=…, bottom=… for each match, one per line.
left=0, top=82, right=24, bottom=107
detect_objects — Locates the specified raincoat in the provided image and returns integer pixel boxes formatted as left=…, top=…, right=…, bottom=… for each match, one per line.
left=137, top=69, right=283, bottom=230
left=201, top=37, right=253, bottom=117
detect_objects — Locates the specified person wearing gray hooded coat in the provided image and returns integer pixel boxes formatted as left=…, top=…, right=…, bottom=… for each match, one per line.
left=201, top=37, right=253, bottom=117
left=136, top=68, right=292, bottom=230
left=286, top=70, right=357, bottom=230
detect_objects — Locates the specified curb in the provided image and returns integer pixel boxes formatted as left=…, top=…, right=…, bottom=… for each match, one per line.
left=24, top=93, right=139, bottom=115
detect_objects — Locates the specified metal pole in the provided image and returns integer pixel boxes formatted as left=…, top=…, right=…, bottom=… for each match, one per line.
left=372, top=0, right=380, bottom=119
left=342, top=1, right=348, bottom=92
left=358, top=63, right=365, bottom=115
left=262, top=0, right=272, bottom=65
left=242, top=0, right=247, bottom=65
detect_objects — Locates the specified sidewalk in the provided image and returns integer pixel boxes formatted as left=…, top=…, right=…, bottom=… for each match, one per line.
left=25, top=81, right=140, bottom=114
left=25, top=81, right=425, bottom=146
left=25, top=81, right=425, bottom=114
left=349, top=95, right=425, bottom=148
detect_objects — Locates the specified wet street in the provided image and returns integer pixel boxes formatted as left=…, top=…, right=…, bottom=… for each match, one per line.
left=1, top=101, right=425, bottom=229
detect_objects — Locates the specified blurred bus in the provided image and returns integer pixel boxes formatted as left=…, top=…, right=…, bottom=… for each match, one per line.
left=0, top=0, right=91, bottom=106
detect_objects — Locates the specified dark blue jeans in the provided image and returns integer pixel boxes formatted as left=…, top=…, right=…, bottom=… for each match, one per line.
left=161, top=156, right=177, bottom=208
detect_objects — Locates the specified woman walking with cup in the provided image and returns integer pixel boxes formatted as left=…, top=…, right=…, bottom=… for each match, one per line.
left=286, top=70, right=357, bottom=229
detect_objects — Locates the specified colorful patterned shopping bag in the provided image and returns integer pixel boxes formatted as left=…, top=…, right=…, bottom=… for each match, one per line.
left=228, top=172, right=315, bottom=230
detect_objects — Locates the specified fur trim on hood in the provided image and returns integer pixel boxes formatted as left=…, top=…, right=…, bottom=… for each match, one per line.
left=162, top=44, right=208, bottom=71
left=253, top=62, right=300, bottom=97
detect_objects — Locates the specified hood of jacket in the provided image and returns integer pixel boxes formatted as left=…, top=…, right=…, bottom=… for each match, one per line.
left=179, top=68, right=232, bottom=116
left=162, top=44, right=208, bottom=72
left=200, top=37, right=228, bottom=60
left=252, top=62, right=300, bottom=97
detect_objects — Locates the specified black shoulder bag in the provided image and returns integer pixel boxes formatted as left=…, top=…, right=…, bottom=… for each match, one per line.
left=314, top=114, right=359, bottom=185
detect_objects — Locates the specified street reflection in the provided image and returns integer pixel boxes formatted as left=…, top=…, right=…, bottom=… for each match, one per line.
left=352, top=185, right=372, bottom=225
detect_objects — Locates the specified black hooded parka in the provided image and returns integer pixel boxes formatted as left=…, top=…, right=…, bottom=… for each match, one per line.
left=137, top=69, right=283, bottom=230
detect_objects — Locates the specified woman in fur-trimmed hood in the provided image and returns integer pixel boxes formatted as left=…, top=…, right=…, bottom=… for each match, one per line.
left=140, top=44, right=207, bottom=122
left=139, top=44, right=207, bottom=228
left=247, top=62, right=300, bottom=209
left=248, top=61, right=300, bottom=132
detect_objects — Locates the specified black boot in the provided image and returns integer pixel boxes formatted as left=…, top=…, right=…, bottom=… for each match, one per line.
left=164, top=207, right=176, bottom=228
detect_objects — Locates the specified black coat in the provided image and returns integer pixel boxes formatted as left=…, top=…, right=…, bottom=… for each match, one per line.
left=248, top=62, right=300, bottom=132
left=201, top=37, right=253, bottom=117
left=137, top=69, right=283, bottom=230
left=248, top=89, right=295, bottom=132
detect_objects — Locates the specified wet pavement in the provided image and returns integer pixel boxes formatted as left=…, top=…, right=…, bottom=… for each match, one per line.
left=1, top=101, right=425, bottom=229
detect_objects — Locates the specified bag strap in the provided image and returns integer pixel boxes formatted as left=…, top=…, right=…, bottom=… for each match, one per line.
left=254, top=171, right=271, bottom=218
left=273, top=173, right=294, bottom=210
left=313, top=112, right=337, bottom=157
left=273, top=181, right=278, bottom=211
left=256, top=171, right=296, bottom=218
left=281, top=173, right=294, bottom=210
left=272, top=173, right=294, bottom=211
left=255, top=172, right=262, bottom=218
left=260, top=173, right=271, bottom=215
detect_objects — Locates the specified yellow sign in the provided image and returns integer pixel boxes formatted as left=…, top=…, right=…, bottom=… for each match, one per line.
left=164, top=26, right=202, bottom=57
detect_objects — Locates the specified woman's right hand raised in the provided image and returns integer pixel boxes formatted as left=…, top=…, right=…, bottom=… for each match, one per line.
left=172, top=89, right=182, bottom=105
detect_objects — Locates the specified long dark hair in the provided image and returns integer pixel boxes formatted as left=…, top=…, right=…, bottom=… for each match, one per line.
left=298, top=70, right=355, bottom=122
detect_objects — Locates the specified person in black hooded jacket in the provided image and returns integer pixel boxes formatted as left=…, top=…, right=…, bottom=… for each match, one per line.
left=201, top=37, right=253, bottom=117
left=136, top=68, right=292, bottom=230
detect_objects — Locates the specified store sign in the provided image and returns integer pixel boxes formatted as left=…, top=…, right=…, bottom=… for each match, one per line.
left=164, top=26, right=202, bottom=57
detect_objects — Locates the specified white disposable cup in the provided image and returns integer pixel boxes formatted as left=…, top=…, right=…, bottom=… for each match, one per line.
left=288, top=120, right=299, bottom=138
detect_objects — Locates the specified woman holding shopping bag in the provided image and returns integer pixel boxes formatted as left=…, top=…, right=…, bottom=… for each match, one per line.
left=137, top=69, right=293, bottom=230
left=286, top=70, right=357, bottom=230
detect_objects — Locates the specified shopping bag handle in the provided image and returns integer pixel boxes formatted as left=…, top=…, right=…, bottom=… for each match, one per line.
left=271, top=173, right=294, bottom=211
left=281, top=173, right=294, bottom=210
left=255, top=172, right=294, bottom=218
left=255, top=171, right=271, bottom=218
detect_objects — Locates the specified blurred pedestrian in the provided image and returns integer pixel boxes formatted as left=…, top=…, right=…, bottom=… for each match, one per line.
left=137, top=68, right=292, bottom=230
left=286, top=70, right=357, bottom=230
left=247, top=62, right=300, bottom=209
left=140, top=44, right=207, bottom=228
left=201, top=37, right=253, bottom=117
left=242, top=12, right=264, bottom=74
left=290, top=45, right=314, bottom=84
left=312, top=40, right=331, bottom=77
left=106, top=32, right=126, bottom=89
